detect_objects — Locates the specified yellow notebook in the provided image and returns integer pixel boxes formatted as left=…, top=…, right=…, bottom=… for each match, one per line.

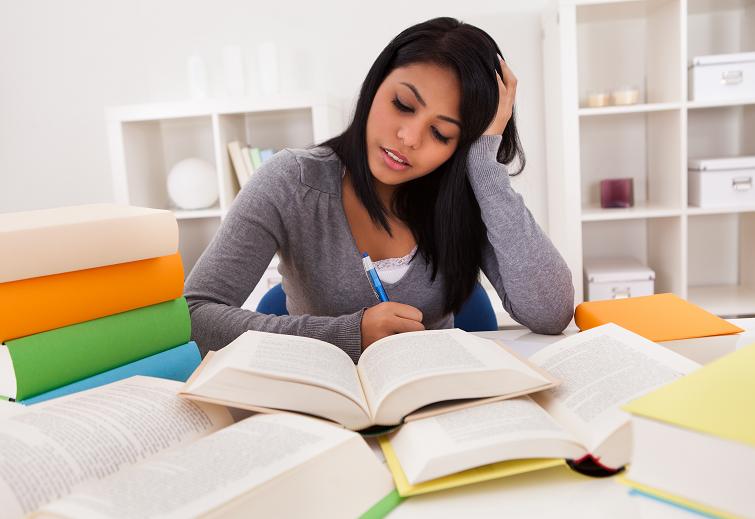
left=378, top=437, right=564, bottom=497
left=623, top=342, right=755, bottom=447
left=574, top=293, right=743, bottom=342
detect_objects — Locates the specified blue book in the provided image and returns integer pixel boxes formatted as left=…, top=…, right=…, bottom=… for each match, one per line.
left=21, top=341, right=201, bottom=405
left=260, top=148, right=275, bottom=162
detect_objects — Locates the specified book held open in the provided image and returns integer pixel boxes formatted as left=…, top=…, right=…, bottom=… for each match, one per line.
left=179, top=328, right=558, bottom=431
left=379, top=324, right=701, bottom=495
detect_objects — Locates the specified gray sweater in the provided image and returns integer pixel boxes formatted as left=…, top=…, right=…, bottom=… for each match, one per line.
left=184, top=135, right=574, bottom=362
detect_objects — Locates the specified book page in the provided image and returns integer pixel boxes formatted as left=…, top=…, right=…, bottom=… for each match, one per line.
left=36, top=414, right=359, bottom=519
left=187, top=331, right=367, bottom=411
left=357, top=329, right=545, bottom=409
left=388, top=397, right=585, bottom=484
left=529, top=323, right=699, bottom=452
left=0, top=376, right=232, bottom=519
left=0, top=399, right=24, bottom=419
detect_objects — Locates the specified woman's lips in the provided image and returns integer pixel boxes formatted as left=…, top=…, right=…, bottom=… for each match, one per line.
left=381, top=147, right=411, bottom=170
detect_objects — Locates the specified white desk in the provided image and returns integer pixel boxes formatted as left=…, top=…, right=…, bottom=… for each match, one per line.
left=388, top=318, right=755, bottom=519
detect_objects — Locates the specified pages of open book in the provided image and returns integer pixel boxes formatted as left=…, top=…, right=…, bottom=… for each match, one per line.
left=528, top=323, right=700, bottom=468
left=33, top=414, right=395, bottom=519
left=181, top=331, right=370, bottom=423
left=0, top=399, right=24, bottom=419
left=387, top=396, right=587, bottom=484
left=0, top=376, right=233, bottom=519
left=356, top=329, right=556, bottom=424
left=0, top=345, right=17, bottom=399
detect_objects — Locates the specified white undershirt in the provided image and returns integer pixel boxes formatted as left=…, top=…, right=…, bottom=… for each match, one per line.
left=373, top=245, right=417, bottom=284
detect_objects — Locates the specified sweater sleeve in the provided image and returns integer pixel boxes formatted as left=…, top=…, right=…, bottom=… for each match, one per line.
left=184, top=150, right=364, bottom=362
left=466, top=135, right=574, bottom=334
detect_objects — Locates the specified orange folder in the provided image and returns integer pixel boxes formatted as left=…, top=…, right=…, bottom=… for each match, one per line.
left=574, top=293, right=743, bottom=342
left=0, top=253, right=184, bottom=342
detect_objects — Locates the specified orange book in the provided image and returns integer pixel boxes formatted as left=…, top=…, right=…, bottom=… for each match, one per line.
left=574, top=293, right=743, bottom=342
left=0, top=253, right=184, bottom=342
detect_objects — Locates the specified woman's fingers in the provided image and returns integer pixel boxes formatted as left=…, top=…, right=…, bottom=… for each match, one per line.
left=484, top=54, right=517, bottom=136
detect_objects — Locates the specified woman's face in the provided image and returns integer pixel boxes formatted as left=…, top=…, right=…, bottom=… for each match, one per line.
left=365, top=62, right=461, bottom=188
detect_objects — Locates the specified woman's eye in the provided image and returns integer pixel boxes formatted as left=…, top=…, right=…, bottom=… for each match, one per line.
left=432, top=127, right=450, bottom=144
left=392, top=96, right=413, bottom=113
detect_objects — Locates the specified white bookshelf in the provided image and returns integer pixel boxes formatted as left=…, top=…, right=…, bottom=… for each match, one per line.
left=543, top=0, right=755, bottom=317
left=106, top=93, right=343, bottom=310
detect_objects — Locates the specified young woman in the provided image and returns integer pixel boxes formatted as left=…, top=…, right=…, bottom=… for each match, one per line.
left=185, top=17, right=574, bottom=362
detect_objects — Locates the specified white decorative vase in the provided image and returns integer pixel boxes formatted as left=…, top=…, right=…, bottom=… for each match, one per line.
left=166, top=158, right=219, bottom=210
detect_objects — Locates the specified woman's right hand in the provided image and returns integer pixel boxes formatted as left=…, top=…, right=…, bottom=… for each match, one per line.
left=361, top=302, right=425, bottom=350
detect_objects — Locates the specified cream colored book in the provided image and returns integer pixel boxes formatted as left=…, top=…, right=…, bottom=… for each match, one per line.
left=381, top=324, right=701, bottom=490
left=0, top=376, right=394, bottom=519
left=0, top=203, right=178, bottom=283
left=180, top=328, right=558, bottom=431
left=226, top=140, right=249, bottom=188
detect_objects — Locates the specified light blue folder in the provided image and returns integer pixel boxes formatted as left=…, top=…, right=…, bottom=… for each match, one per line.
left=21, top=341, right=201, bottom=405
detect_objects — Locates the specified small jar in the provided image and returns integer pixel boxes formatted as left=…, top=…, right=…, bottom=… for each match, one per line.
left=586, top=90, right=611, bottom=108
left=611, top=86, right=640, bottom=105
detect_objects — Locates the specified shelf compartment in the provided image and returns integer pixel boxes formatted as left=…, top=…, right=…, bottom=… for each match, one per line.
left=177, top=217, right=222, bottom=278
left=687, top=0, right=755, bottom=67
left=579, top=110, right=683, bottom=212
left=582, top=216, right=684, bottom=296
left=576, top=0, right=682, bottom=107
left=687, top=284, right=755, bottom=317
left=687, top=212, right=755, bottom=315
left=119, top=116, right=217, bottom=211
left=687, top=104, right=755, bottom=159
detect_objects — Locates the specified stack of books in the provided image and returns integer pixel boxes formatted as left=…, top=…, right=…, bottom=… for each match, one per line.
left=227, top=141, right=277, bottom=187
left=0, top=203, right=201, bottom=405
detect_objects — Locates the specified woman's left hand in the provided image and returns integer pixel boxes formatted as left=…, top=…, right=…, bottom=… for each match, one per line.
left=484, top=55, right=517, bottom=136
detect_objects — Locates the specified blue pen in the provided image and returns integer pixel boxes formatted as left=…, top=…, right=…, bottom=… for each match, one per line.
left=362, top=252, right=390, bottom=302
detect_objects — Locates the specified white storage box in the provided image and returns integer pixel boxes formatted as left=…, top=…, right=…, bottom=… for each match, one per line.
left=688, top=52, right=755, bottom=102
left=583, top=257, right=655, bottom=302
left=688, top=156, right=755, bottom=208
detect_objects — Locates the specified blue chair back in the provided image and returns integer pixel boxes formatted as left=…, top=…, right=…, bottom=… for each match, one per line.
left=256, top=281, right=498, bottom=332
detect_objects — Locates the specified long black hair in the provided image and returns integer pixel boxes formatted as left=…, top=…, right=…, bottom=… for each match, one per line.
left=320, top=17, right=526, bottom=314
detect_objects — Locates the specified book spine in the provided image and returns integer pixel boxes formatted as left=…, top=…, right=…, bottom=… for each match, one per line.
left=0, top=211, right=178, bottom=283
left=20, top=341, right=201, bottom=405
left=0, top=253, right=184, bottom=342
left=250, top=147, right=262, bottom=169
left=227, top=141, right=248, bottom=188
left=5, top=297, right=191, bottom=400
left=241, top=146, right=255, bottom=180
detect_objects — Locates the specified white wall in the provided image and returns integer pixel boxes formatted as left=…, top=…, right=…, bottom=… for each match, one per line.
left=0, top=0, right=550, bottom=228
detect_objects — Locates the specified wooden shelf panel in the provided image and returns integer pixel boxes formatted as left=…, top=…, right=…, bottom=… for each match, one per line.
left=106, top=93, right=332, bottom=123
left=686, top=205, right=755, bottom=216
left=582, top=204, right=682, bottom=221
left=687, top=285, right=755, bottom=317
left=174, top=208, right=223, bottom=220
left=578, top=102, right=681, bottom=116
left=687, top=97, right=755, bottom=110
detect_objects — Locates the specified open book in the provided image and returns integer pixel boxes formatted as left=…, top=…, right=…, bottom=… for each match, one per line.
left=179, top=328, right=558, bottom=431
left=379, top=324, right=701, bottom=495
left=0, top=376, right=394, bottom=519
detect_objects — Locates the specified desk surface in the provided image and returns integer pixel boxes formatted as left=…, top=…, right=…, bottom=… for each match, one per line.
left=387, top=318, right=755, bottom=518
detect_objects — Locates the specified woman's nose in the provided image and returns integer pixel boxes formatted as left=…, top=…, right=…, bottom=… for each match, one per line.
left=397, top=122, right=422, bottom=149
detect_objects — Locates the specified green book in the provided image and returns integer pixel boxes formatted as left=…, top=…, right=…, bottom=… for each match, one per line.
left=249, top=147, right=262, bottom=170
left=0, top=297, right=190, bottom=401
